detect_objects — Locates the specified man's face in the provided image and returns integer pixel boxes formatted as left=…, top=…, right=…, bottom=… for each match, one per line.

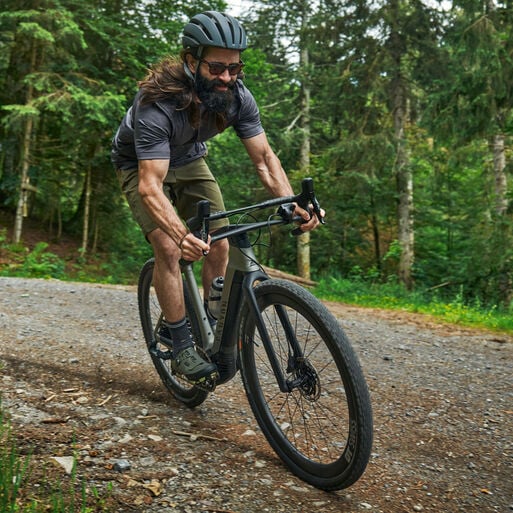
left=192, top=47, right=241, bottom=113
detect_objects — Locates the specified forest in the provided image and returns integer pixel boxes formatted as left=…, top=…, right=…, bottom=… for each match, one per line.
left=1, top=0, right=512, bottom=310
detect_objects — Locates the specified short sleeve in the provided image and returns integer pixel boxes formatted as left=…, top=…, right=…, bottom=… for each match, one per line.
left=133, top=102, right=173, bottom=161
left=233, top=84, right=265, bottom=140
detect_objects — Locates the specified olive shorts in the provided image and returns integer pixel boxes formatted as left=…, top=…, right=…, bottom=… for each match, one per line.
left=116, top=158, right=229, bottom=236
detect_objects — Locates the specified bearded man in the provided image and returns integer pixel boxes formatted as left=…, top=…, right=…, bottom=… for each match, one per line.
left=111, top=11, right=321, bottom=384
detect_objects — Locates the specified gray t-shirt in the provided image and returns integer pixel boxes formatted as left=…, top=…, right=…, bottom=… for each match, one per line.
left=111, top=80, right=264, bottom=170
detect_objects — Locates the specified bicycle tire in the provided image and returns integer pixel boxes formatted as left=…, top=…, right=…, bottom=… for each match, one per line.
left=137, top=258, right=209, bottom=408
left=239, top=279, right=373, bottom=490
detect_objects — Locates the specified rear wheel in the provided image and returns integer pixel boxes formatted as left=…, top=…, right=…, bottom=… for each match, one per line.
left=239, top=279, right=373, bottom=490
left=137, top=258, right=209, bottom=408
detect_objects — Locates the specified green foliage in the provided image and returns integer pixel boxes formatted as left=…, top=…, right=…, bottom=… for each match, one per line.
left=1, top=0, right=513, bottom=309
left=315, top=274, right=513, bottom=333
left=0, top=242, right=65, bottom=279
left=23, top=242, right=65, bottom=279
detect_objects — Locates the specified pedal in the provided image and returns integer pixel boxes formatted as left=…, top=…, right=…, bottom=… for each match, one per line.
left=173, top=368, right=219, bottom=392
left=150, top=345, right=173, bottom=360
left=194, top=371, right=219, bottom=392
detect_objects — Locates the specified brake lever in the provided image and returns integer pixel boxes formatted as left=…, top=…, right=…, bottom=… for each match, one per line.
left=311, top=195, right=325, bottom=225
left=186, top=200, right=210, bottom=256
left=290, top=178, right=325, bottom=236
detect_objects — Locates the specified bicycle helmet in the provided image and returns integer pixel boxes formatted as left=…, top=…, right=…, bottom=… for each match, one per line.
left=182, top=11, right=247, bottom=58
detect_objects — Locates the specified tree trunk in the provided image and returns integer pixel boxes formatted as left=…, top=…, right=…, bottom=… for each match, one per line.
left=297, top=9, right=311, bottom=280
left=13, top=44, right=37, bottom=244
left=81, top=164, right=92, bottom=255
left=395, top=99, right=414, bottom=289
left=491, top=134, right=507, bottom=216
left=370, top=191, right=382, bottom=274
left=81, top=143, right=100, bottom=255
left=389, top=2, right=414, bottom=290
left=490, top=133, right=512, bottom=305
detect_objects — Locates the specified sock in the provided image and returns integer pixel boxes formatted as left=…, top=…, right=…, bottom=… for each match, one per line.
left=163, top=318, right=193, bottom=354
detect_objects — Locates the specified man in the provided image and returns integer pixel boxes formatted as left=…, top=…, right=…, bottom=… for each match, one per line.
left=111, top=11, right=322, bottom=385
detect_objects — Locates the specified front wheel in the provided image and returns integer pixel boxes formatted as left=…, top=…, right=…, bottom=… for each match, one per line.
left=137, top=258, right=209, bottom=408
left=239, top=279, right=373, bottom=490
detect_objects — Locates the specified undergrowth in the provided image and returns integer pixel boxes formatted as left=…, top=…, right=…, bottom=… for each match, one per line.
left=315, top=275, right=513, bottom=334
left=1, top=227, right=512, bottom=334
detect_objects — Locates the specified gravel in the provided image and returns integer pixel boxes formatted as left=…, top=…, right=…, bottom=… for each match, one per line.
left=0, top=276, right=512, bottom=512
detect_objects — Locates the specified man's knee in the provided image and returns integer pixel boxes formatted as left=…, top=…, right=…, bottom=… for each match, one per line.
left=148, top=229, right=181, bottom=262
left=209, top=237, right=229, bottom=256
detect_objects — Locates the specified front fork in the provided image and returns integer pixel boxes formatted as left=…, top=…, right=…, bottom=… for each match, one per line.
left=242, top=278, right=304, bottom=394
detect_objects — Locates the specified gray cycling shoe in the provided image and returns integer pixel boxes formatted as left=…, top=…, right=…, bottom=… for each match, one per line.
left=171, top=347, right=219, bottom=385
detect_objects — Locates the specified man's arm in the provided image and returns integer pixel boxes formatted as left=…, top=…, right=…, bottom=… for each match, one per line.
left=138, top=159, right=188, bottom=247
left=138, top=159, right=210, bottom=259
left=242, top=132, right=322, bottom=231
left=241, top=132, right=294, bottom=197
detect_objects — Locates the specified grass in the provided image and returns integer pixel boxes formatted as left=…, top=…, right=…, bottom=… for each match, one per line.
left=0, top=401, right=31, bottom=512
left=314, top=275, right=513, bottom=334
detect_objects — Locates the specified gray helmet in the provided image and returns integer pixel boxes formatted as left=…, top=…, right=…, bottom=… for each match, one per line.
left=182, top=11, right=247, bottom=57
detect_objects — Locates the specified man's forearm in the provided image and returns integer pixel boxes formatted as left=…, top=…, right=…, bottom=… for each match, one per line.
left=256, top=152, right=294, bottom=198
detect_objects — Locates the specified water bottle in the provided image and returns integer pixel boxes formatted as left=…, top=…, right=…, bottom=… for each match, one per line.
left=207, top=276, right=224, bottom=320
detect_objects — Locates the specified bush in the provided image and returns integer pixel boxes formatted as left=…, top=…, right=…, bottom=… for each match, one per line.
left=21, top=242, right=66, bottom=279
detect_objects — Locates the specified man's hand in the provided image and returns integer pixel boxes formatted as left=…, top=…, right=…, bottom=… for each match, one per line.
left=293, top=203, right=325, bottom=233
left=178, top=232, right=211, bottom=261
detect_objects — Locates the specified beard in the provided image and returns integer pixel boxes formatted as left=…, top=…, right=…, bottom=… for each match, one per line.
left=195, top=72, right=235, bottom=113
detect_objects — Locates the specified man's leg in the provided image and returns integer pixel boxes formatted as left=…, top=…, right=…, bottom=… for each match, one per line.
left=148, top=227, right=218, bottom=384
left=116, top=167, right=216, bottom=383
left=169, top=158, right=229, bottom=298
left=202, top=237, right=229, bottom=302
left=148, top=228, right=184, bottom=322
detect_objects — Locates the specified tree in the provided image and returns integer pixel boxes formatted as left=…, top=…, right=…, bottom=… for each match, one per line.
left=297, top=0, right=313, bottom=280
left=303, top=0, right=443, bottom=287
left=246, top=0, right=318, bottom=278
left=425, top=0, right=513, bottom=304
left=0, top=2, right=87, bottom=242
left=0, top=0, right=225, bottom=254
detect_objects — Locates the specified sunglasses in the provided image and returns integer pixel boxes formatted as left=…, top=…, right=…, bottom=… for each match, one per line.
left=200, top=59, right=244, bottom=76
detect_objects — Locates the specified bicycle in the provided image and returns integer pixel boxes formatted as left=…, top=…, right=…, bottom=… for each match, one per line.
left=137, top=178, right=373, bottom=491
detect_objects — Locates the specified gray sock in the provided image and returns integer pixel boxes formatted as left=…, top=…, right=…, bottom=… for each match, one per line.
left=163, top=318, right=193, bottom=354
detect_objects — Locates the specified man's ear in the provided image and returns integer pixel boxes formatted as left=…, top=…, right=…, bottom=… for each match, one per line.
left=185, top=54, right=197, bottom=74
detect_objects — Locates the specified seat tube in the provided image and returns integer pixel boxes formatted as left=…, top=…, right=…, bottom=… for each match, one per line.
left=182, top=264, right=215, bottom=350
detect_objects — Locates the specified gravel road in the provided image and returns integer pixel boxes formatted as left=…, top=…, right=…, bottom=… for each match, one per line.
left=0, top=276, right=511, bottom=513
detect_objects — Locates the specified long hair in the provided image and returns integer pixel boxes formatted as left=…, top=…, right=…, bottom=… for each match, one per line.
left=137, top=53, right=225, bottom=130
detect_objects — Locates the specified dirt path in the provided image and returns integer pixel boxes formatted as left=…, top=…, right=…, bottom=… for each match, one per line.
left=0, top=277, right=512, bottom=513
